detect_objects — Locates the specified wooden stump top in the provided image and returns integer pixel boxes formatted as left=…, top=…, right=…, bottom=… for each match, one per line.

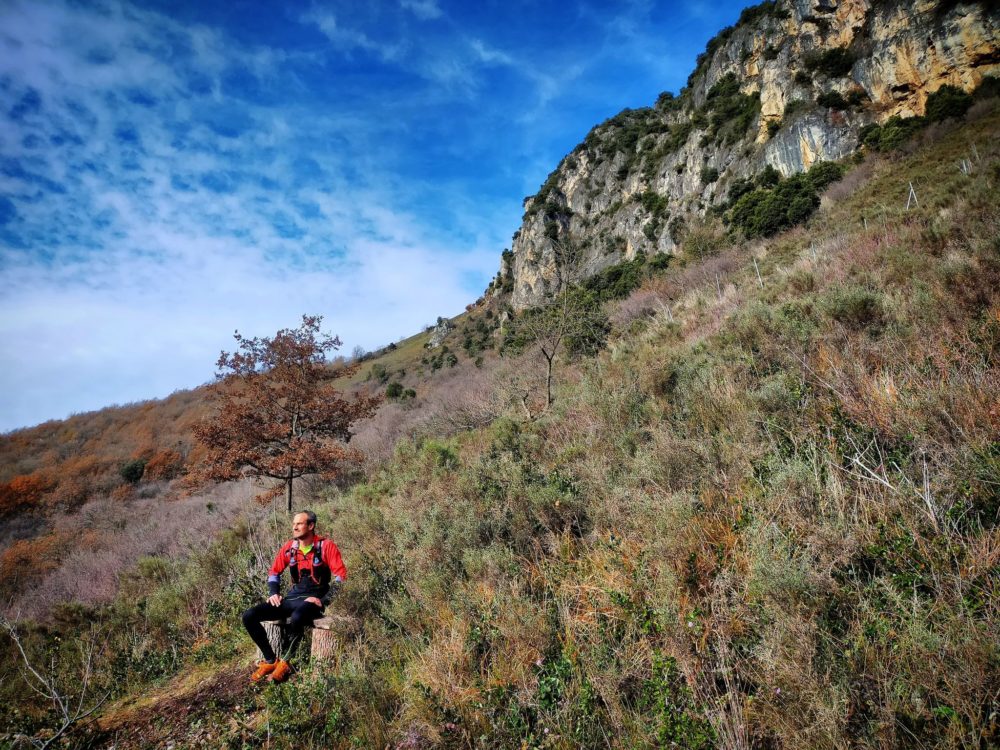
left=261, top=614, right=358, bottom=631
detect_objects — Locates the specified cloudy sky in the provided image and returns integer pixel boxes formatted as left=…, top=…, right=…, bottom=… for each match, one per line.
left=0, top=0, right=750, bottom=432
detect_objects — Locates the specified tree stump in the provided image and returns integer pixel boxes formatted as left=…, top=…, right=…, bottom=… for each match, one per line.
left=259, top=620, right=286, bottom=661
left=310, top=615, right=358, bottom=664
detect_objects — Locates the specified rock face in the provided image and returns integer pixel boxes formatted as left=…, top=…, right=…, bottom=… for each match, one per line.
left=494, top=0, right=1000, bottom=310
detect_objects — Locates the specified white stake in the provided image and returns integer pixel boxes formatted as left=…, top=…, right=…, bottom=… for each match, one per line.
left=810, top=242, right=817, bottom=261
left=753, top=257, right=763, bottom=288
left=905, top=182, right=919, bottom=210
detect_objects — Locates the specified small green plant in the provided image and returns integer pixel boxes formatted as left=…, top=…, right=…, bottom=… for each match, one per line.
left=783, top=98, right=810, bottom=118
left=700, top=166, right=719, bottom=184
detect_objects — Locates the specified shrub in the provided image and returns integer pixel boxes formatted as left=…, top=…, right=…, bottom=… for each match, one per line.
left=757, top=164, right=781, bottom=187
left=367, top=363, right=389, bottom=385
left=144, top=449, right=184, bottom=480
left=816, top=90, right=848, bottom=109
left=0, top=472, right=53, bottom=515
left=822, top=285, right=886, bottom=332
left=729, top=173, right=820, bottom=238
left=859, top=115, right=927, bottom=152
left=727, top=176, right=756, bottom=206
left=806, top=160, right=844, bottom=191
left=119, top=459, right=146, bottom=484
left=783, top=98, right=809, bottom=118
left=803, top=46, right=856, bottom=77
left=924, top=84, right=973, bottom=122
left=846, top=87, right=868, bottom=106
left=703, top=74, right=761, bottom=146
left=385, top=382, right=403, bottom=400
left=974, top=74, right=1000, bottom=100
left=638, top=190, right=668, bottom=216
left=794, top=70, right=813, bottom=86
left=700, top=166, right=719, bottom=184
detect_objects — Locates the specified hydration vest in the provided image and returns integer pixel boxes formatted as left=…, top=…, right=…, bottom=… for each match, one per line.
left=286, top=539, right=325, bottom=584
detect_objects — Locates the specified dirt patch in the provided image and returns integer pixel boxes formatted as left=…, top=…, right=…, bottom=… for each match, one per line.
left=82, top=661, right=258, bottom=749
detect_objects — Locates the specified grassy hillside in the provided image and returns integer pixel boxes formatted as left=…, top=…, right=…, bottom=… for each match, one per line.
left=2, top=103, right=999, bottom=750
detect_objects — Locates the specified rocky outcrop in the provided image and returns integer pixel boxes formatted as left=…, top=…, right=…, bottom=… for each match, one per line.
left=496, top=0, right=1000, bottom=310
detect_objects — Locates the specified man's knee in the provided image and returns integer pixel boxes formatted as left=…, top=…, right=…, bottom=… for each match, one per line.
left=289, top=604, right=319, bottom=628
left=242, top=604, right=264, bottom=628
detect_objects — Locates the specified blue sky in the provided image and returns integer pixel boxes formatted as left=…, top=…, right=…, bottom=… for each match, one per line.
left=0, top=0, right=752, bottom=432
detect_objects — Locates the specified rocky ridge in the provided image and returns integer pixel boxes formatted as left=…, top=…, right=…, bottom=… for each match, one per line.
left=491, top=0, right=1000, bottom=310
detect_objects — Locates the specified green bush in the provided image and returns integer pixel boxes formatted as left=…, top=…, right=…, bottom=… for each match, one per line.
left=974, top=74, right=1000, bottom=100
left=700, top=166, right=719, bottom=184
left=806, top=160, right=844, bottom=192
left=816, top=90, right=848, bottom=109
left=804, top=46, right=856, bottom=77
left=859, top=115, right=927, bottom=152
left=924, top=84, right=973, bottom=122
left=638, top=190, right=668, bottom=216
left=702, top=73, right=761, bottom=146
left=367, top=363, right=389, bottom=385
left=729, top=173, right=820, bottom=238
left=757, top=164, right=781, bottom=187
left=385, top=382, right=403, bottom=400
left=119, top=459, right=146, bottom=484
left=783, top=98, right=809, bottom=118
left=794, top=70, right=813, bottom=86
left=822, top=285, right=887, bottom=332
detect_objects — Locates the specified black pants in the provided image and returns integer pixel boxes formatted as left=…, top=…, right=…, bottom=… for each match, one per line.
left=242, top=598, right=323, bottom=662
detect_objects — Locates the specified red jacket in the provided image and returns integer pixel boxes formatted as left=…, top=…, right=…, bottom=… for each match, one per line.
left=266, top=535, right=347, bottom=605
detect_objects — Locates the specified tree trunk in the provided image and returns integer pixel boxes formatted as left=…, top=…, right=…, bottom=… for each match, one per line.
left=545, top=355, right=554, bottom=407
left=286, top=467, right=293, bottom=513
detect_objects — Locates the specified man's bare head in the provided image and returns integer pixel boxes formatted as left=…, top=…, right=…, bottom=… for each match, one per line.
left=292, top=510, right=317, bottom=541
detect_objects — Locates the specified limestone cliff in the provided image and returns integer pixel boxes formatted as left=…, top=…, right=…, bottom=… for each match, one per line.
left=492, top=0, right=1000, bottom=310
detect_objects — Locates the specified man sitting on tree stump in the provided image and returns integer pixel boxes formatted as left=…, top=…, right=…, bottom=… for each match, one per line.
left=242, top=510, right=347, bottom=682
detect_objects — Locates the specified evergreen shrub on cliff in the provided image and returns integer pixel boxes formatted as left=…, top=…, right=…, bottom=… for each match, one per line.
left=728, top=161, right=843, bottom=238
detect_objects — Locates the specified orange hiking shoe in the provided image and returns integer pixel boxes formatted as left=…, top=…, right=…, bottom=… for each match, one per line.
left=269, top=659, right=293, bottom=683
left=251, top=661, right=277, bottom=682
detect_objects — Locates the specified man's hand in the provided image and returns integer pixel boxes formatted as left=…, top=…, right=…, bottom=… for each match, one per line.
left=267, top=594, right=282, bottom=606
left=305, top=597, right=323, bottom=608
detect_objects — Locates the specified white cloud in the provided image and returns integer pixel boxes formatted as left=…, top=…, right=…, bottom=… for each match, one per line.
left=400, top=0, right=443, bottom=21
left=299, top=7, right=404, bottom=62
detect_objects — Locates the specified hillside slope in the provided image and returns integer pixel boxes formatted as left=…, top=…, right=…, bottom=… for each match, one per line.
left=3, top=96, right=996, bottom=750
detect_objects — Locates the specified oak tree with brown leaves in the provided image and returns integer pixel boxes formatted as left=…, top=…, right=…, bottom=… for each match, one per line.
left=193, top=315, right=380, bottom=512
